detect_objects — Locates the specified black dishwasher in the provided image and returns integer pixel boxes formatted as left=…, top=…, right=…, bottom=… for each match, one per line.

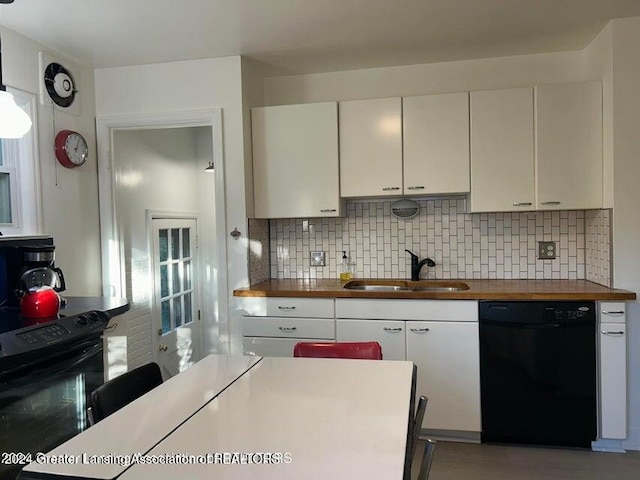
left=479, top=301, right=596, bottom=448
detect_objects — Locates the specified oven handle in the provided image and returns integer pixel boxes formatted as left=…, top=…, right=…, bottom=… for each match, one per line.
left=0, top=339, right=103, bottom=386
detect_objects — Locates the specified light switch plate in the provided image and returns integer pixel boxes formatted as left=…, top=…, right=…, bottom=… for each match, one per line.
left=538, top=241, right=556, bottom=260
left=310, top=251, right=326, bottom=267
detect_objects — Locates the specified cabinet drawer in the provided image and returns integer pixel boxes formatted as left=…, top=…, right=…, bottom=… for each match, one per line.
left=243, top=317, right=335, bottom=339
left=336, top=299, right=478, bottom=321
left=243, top=337, right=333, bottom=358
left=599, top=302, right=625, bottom=324
left=240, top=297, right=334, bottom=318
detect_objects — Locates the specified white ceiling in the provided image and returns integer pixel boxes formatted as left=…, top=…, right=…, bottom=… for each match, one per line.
left=2, top=0, right=640, bottom=75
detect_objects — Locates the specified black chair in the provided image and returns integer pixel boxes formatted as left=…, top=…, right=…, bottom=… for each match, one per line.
left=411, top=396, right=428, bottom=459
left=88, top=362, right=163, bottom=425
left=417, top=438, right=436, bottom=480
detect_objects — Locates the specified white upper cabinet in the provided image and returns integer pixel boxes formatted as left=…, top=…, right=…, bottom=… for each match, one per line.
left=535, top=81, right=603, bottom=210
left=339, top=97, right=403, bottom=197
left=470, top=87, right=535, bottom=212
left=403, top=92, right=470, bottom=195
left=252, top=102, right=342, bottom=219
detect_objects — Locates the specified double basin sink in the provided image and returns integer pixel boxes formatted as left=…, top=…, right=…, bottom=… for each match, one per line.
left=343, top=279, right=470, bottom=292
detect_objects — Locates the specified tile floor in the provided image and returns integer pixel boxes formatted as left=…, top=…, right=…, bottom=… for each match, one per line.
left=413, top=441, right=640, bottom=480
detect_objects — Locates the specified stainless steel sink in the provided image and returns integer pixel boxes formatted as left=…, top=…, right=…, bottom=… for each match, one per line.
left=343, top=280, right=470, bottom=292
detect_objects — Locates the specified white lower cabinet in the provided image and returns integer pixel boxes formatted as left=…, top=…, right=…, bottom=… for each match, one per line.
left=335, top=299, right=480, bottom=434
left=336, top=319, right=406, bottom=361
left=598, top=302, right=627, bottom=440
left=240, top=297, right=336, bottom=358
left=406, top=321, right=481, bottom=432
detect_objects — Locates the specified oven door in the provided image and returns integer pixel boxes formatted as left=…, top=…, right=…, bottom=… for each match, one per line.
left=0, top=336, right=104, bottom=480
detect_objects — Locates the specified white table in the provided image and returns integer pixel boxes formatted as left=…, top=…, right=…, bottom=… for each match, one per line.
left=119, top=357, right=414, bottom=480
left=19, top=355, right=261, bottom=480
left=20, top=356, right=414, bottom=480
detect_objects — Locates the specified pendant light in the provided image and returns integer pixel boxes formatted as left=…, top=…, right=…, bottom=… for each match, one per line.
left=0, top=0, right=32, bottom=139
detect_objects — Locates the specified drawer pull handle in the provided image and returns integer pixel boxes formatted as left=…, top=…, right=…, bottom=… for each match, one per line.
left=541, top=201, right=561, bottom=205
left=278, top=327, right=297, bottom=332
left=410, top=328, right=430, bottom=333
left=320, top=209, right=337, bottom=213
left=278, top=306, right=296, bottom=310
left=602, top=311, right=624, bottom=315
left=382, top=187, right=400, bottom=191
left=383, top=327, right=402, bottom=332
left=512, top=202, right=532, bottom=206
left=602, top=330, right=624, bottom=336
left=407, top=186, right=425, bottom=190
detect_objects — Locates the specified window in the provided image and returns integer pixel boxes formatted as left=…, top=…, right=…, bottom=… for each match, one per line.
left=0, top=88, right=41, bottom=236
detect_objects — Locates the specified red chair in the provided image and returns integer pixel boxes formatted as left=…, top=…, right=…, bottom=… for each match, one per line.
left=293, top=341, right=383, bottom=360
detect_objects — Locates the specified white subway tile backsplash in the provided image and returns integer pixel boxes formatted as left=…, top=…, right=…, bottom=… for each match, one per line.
left=246, top=199, right=608, bottom=281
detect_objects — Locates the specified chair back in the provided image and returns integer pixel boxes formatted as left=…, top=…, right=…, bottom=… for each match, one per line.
left=89, top=362, right=163, bottom=425
left=293, top=341, right=383, bottom=360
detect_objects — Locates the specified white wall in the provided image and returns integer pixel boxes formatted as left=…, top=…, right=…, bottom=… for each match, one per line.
left=2, top=28, right=101, bottom=296
left=194, top=127, right=220, bottom=354
left=264, top=50, right=591, bottom=105
left=94, top=57, right=248, bottom=354
left=609, top=17, right=640, bottom=450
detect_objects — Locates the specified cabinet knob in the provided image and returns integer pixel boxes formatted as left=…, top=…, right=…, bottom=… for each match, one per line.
left=382, top=187, right=400, bottom=191
left=407, top=186, right=425, bottom=190
left=601, top=330, right=624, bottom=336
left=602, top=311, right=624, bottom=315
left=541, top=201, right=561, bottom=205
left=512, top=202, right=532, bottom=206
left=278, top=306, right=296, bottom=310
left=383, top=327, right=402, bottom=333
left=320, top=209, right=337, bottom=213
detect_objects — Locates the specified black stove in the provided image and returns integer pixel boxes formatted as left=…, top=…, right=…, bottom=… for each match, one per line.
left=0, top=309, right=110, bottom=372
left=0, top=309, right=110, bottom=480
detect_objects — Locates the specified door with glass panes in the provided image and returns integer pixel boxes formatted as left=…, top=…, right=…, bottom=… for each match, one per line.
left=151, top=217, right=203, bottom=378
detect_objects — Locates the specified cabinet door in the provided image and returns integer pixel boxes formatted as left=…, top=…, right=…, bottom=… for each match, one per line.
left=470, top=87, right=535, bottom=212
left=339, top=98, right=402, bottom=197
left=406, top=321, right=481, bottom=432
left=403, top=92, right=470, bottom=194
left=252, top=102, right=341, bottom=218
left=336, top=319, right=406, bottom=361
left=535, top=81, right=603, bottom=210
left=599, top=323, right=626, bottom=439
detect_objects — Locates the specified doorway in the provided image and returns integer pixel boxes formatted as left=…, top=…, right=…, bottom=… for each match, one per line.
left=97, top=110, right=228, bottom=378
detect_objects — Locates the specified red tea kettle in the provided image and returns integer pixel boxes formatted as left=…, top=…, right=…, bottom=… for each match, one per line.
left=18, top=268, right=62, bottom=319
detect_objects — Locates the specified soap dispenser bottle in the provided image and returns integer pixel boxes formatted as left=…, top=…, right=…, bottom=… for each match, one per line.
left=340, top=251, right=352, bottom=281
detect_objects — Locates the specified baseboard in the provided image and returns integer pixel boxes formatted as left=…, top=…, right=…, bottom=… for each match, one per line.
left=591, top=438, right=626, bottom=453
left=420, top=429, right=481, bottom=444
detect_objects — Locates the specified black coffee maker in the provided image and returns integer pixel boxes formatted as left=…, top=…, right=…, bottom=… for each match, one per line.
left=0, top=237, right=66, bottom=308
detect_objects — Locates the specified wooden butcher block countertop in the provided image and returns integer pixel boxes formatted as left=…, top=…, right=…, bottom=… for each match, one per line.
left=234, top=279, right=636, bottom=301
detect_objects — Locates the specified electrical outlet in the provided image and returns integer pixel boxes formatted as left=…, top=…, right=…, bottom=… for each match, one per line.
left=310, top=251, right=326, bottom=267
left=538, top=241, right=557, bottom=260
